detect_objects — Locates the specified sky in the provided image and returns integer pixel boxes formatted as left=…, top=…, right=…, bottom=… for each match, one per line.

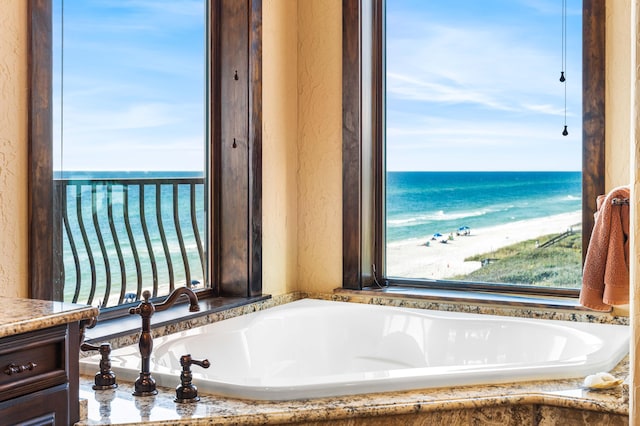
left=386, top=0, right=582, bottom=171
left=53, top=0, right=206, bottom=172
left=53, top=0, right=582, bottom=172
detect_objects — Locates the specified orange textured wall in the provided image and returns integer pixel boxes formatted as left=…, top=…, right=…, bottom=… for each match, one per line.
left=296, top=0, right=343, bottom=294
left=0, top=1, right=29, bottom=298
left=262, top=0, right=299, bottom=295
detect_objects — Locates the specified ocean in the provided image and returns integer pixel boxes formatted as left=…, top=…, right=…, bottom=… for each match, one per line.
left=386, top=171, right=582, bottom=244
left=58, top=171, right=581, bottom=305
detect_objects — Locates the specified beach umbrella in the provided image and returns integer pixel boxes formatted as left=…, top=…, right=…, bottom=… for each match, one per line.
left=433, top=232, right=443, bottom=238
left=457, top=226, right=470, bottom=235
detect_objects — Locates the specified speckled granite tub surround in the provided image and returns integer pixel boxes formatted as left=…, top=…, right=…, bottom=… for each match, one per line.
left=78, top=357, right=629, bottom=425
left=77, top=291, right=630, bottom=424
left=88, top=289, right=627, bottom=352
left=326, top=289, right=630, bottom=325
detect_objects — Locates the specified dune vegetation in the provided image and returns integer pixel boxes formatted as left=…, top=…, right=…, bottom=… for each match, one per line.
left=447, top=232, right=583, bottom=288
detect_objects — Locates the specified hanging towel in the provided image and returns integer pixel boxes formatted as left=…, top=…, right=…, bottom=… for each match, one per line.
left=579, top=185, right=630, bottom=311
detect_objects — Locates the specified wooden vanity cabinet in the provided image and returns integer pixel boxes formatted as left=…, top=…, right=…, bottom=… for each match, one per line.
left=0, top=322, right=81, bottom=426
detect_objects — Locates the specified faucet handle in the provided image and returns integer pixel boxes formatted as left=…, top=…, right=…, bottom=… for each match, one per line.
left=182, top=355, right=211, bottom=370
left=175, top=354, right=210, bottom=403
left=81, top=342, right=118, bottom=390
left=129, top=290, right=153, bottom=316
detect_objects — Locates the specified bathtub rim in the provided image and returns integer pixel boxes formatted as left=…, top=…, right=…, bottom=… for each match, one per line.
left=80, top=298, right=630, bottom=401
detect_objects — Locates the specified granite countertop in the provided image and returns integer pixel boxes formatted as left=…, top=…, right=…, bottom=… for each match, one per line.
left=77, top=357, right=629, bottom=425
left=0, top=296, right=98, bottom=337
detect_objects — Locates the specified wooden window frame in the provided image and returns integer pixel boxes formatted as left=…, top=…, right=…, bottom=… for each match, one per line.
left=28, top=0, right=263, bottom=310
left=342, top=0, right=605, bottom=295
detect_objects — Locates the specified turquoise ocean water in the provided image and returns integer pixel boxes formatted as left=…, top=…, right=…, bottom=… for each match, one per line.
left=59, top=171, right=581, bottom=304
left=386, top=171, right=582, bottom=244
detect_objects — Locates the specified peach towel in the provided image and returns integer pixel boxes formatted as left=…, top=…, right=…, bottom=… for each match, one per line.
left=579, top=186, right=630, bottom=311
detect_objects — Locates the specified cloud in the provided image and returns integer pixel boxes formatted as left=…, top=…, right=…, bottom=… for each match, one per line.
left=384, top=2, right=582, bottom=171
left=117, top=0, right=203, bottom=15
left=517, top=0, right=581, bottom=16
left=59, top=0, right=205, bottom=39
left=385, top=108, right=581, bottom=171
left=89, top=0, right=204, bottom=19
left=55, top=99, right=205, bottom=170
left=57, top=126, right=205, bottom=171
left=386, top=23, right=578, bottom=110
left=63, top=102, right=201, bottom=132
left=387, top=72, right=516, bottom=111
left=387, top=118, right=569, bottom=147
left=522, top=103, right=573, bottom=116
left=385, top=4, right=582, bottom=114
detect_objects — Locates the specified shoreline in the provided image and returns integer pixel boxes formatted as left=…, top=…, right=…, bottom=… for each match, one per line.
left=386, top=211, right=582, bottom=280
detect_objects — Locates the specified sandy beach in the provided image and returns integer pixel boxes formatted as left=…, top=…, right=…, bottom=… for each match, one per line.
left=386, top=211, right=582, bottom=280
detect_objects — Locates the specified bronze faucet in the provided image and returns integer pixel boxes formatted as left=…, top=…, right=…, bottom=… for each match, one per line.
left=174, top=354, right=210, bottom=403
left=80, top=342, right=117, bottom=390
left=129, top=287, right=200, bottom=396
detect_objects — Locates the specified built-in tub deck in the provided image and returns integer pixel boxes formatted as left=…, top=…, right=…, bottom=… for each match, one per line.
left=77, top=297, right=630, bottom=424
left=77, top=357, right=629, bottom=425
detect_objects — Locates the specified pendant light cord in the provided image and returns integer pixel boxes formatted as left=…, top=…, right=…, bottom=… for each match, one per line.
left=561, top=0, right=568, bottom=136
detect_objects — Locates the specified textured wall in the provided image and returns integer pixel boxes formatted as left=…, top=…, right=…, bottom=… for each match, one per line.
left=606, top=1, right=632, bottom=318
left=296, top=0, right=342, bottom=293
left=606, top=0, right=632, bottom=190
left=0, top=1, right=29, bottom=298
left=262, top=0, right=299, bottom=295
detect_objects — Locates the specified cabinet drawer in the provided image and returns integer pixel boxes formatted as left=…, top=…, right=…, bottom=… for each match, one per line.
left=0, top=383, right=69, bottom=426
left=0, top=325, right=68, bottom=402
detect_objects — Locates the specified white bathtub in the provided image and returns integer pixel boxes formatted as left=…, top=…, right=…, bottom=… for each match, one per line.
left=80, top=299, right=630, bottom=400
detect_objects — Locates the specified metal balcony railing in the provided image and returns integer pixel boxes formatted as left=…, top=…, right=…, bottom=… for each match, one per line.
left=54, top=177, right=206, bottom=308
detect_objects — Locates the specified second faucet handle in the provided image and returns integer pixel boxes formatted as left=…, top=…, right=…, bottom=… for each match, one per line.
left=175, top=354, right=210, bottom=403
left=81, top=342, right=118, bottom=390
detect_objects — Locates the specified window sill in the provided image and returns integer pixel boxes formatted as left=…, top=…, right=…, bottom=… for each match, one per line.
left=356, top=285, right=581, bottom=309
left=333, top=286, right=628, bottom=324
left=84, top=295, right=271, bottom=342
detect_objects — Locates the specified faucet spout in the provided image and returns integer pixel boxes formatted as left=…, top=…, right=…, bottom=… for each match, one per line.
left=128, top=287, right=200, bottom=396
left=153, top=287, right=200, bottom=313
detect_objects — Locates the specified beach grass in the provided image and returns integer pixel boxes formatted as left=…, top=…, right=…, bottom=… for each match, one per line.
left=446, top=232, right=582, bottom=287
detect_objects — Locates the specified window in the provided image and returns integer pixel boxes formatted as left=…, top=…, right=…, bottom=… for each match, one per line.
left=342, top=0, right=604, bottom=295
left=52, top=1, right=207, bottom=308
left=28, top=0, right=264, bottom=314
